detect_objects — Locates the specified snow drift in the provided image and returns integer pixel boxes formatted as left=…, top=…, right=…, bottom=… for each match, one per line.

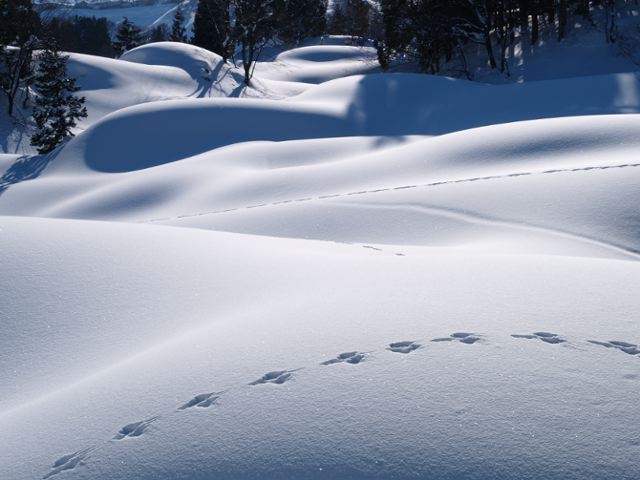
left=1, top=36, right=640, bottom=480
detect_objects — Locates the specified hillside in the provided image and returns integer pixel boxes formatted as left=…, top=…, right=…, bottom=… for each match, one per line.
left=1, top=17, right=640, bottom=480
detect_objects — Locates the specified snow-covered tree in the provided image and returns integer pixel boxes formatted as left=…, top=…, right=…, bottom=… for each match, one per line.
left=112, top=17, right=143, bottom=57
left=30, top=41, right=87, bottom=154
left=170, top=6, right=188, bottom=43
left=192, top=0, right=233, bottom=61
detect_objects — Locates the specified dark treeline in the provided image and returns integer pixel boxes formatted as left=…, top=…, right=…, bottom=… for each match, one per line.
left=376, top=0, right=624, bottom=76
left=45, top=16, right=114, bottom=57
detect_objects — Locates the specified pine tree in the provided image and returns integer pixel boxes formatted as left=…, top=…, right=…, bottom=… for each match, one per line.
left=346, top=0, right=370, bottom=39
left=328, top=4, right=348, bottom=35
left=380, top=0, right=412, bottom=54
left=277, top=0, right=327, bottom=46
left=149, top=24, right=169, bottom=43
left=113, top=17, right=143, bottom=57
left=30, top=41, right=87, bottom=154
left=170, top=6, right=187, bottom=43
left=192, top=0, right=233, bottom=61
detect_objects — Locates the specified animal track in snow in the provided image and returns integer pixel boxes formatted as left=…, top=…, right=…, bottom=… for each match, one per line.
left=113, top=417, right=159, bottom=440
left=43, top=448, right=93, bottom=479
left=179, top=392, right=222, bottom=410
left=249, top=370, right=296, bottom=385
left=511, top=332, right=566, bottom=344
left=322, top=351, right=367, bottom=365
left=588, top=340, right=640, bottom=356
left=432, top=332, right=481, bottom=344
left=142, top=161, right=640, bottom=226
left=387, top=341, right=421, bottom=354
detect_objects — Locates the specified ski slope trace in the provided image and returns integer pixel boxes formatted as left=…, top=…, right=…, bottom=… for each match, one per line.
left=1, top=37, right=640, bottom=480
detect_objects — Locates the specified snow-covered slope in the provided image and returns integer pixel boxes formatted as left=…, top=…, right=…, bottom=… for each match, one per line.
left=1, top=216, right=639, bottom=480
left=1, top=37, right=640, bottom=480
left=37, top=0, right=192, bottom=31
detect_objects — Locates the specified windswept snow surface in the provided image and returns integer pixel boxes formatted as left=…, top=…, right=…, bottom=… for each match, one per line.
left=1, top=41, right=640, bottom=480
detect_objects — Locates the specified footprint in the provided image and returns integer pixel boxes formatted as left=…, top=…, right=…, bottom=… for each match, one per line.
left=432, top=332, right=481, bottom=344
left=387, top=341, right=421, bottom=354
left=588, top=340, right=640, bottom=356
left=249, top=370, right=295, bottom=385
left=179, top=392, right=221, bottom=410
left=43, top=448, right=93, bottom=479
left=322, top=351, right=367, bottom=365
left=511, top=332, right=566, bottom=344
left=113, top=417, right=158, bottom=440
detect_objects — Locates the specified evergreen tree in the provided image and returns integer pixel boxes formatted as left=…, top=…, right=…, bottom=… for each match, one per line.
left=328, top=4, right=348, bottom=35
left=45, top=16, right=114, bottom=58
left=380, top=0, right=412, bottom=54
left=346, top=0, right=370, bottom=39
left=149, top=24, right=169, bottom=43
left=113, top=17, right=143, bottom=57
left=30, top=40, right=87, bottom=154
left=170, top=6, right=188, bottom=43
left=277, top=0, right=327, bottom=46
left=192, top=0, right=233, bottom=61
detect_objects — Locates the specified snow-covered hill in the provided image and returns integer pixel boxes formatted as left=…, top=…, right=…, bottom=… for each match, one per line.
left=1, top=36, right=640, bottom=480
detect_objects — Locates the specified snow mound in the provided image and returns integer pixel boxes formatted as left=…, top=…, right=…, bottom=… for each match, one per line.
left=257, top=44, right=380, bottom=84
left=121, top=42, right=231, bottom=83
left=296, top=71, right=640, bottom=132
left=35, top=70, right=640, bottom=174
left=0, top=216, right=639, bottom=480
left=48, top=98, right=346, bottom=173
left=3, top=113, right=640, bottom=261
left=275, top=45, right=375, bottom=63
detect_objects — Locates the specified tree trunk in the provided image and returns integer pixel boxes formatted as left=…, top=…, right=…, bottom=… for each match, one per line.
left=546, top=0, right=555, bottom=23
left=558, top=0, right=567, bottom=40
left=485, top=29, right=497, bottom=69
left=7, top=94, right=15, bottom=116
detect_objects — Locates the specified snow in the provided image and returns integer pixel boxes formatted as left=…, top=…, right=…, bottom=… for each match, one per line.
left=256, top=45, right=381, bottom=84
left=469, top=17, right=639, bottom=83
left=38, top=0, right=192, bottom=31
left=2, top=28, right=640, bottom=480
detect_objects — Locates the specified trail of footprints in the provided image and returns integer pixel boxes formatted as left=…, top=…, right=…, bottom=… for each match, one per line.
left=43, top=331, right=639, bottom=478
left=143, top=161, right=640, bottom=225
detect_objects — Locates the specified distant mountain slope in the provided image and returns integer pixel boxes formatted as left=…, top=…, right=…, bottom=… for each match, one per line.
left=36, top=0, right=193, bottom=31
